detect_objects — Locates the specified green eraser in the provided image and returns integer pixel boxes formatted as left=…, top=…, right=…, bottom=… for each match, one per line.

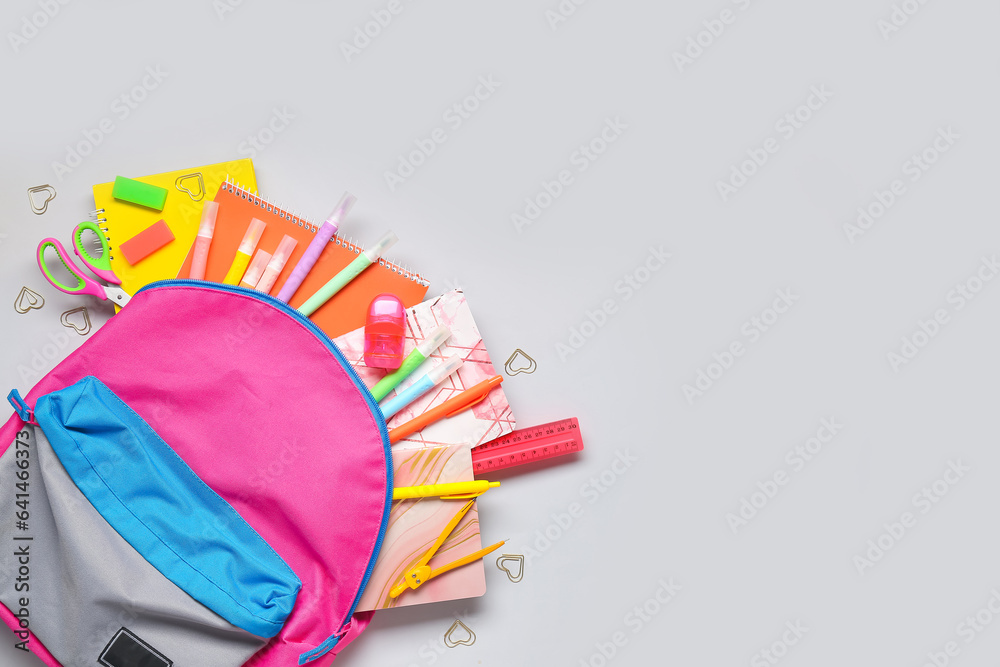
left=112, top=176, right=168, bottom=211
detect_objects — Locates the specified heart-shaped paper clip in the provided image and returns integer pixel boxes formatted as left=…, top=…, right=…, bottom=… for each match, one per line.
left=496, top=553, right=524, bottom=583
left=504, top=348, right=536, bottom=376
left=27, top=185, right=57, bottom=215
left=60, top=307, right=92, bottom=336
left=175, top=172, right=205, bottom=201
left=444, top=619, right=476, bottom=648
left=14, top=286, right=44, bottom=314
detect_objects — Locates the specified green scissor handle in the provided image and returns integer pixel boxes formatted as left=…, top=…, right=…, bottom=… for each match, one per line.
left=72, top=221, right=120, bottom=285
left=37, top=238, right=107, bottom=300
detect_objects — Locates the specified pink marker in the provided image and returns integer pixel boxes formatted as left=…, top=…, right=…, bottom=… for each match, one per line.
left=239, top=249, right=272, bottom=291
left=255, top=235, right=298, bottom=294
left=189, top=201, right=219, bottom=281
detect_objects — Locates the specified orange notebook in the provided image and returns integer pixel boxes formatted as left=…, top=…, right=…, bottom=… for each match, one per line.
left=179, top=179, right=429, bottom=338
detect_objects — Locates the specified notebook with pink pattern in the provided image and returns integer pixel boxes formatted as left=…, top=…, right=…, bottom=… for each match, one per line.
left=337, top=290, right=515, bottom=610
left=333, top=289, right=515, bottom=448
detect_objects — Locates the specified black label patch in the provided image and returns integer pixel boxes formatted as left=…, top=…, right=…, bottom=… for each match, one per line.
left=99, top=627, right=172, bottom=667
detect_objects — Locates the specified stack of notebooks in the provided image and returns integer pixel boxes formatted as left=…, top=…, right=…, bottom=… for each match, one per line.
left=94, top=161, right=429, bottom=338
left=336, top=290, right=515, bottom=610
left=94, top=159, right=257, bottom=308
left=91, top=160, right=516, bottom=609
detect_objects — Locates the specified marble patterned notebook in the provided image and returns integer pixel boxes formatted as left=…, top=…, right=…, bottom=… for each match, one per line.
left=355, top=444, right=487, bottom=610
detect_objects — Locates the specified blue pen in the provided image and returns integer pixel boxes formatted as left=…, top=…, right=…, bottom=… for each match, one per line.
left=379, top=355, right=464, bottom=419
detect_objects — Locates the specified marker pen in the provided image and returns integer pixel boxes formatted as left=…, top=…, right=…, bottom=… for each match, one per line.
left=255, top=234, right=298, bottom=294
left=370, top=325, right=451, bottom=402
left=379, top=355, right=464, bottom=419
left=297, top=230, right=398, bottom=316
left=222, top=218, right=267, bottom=285
left=189, top=201, right=219, bottom=280
left=238, top=249, right=272, bottom=290
left=277, top=191, right=356, bottom=303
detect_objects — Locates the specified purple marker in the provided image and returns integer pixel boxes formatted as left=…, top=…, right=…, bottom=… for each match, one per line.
left=276, top=191, right=356, bottom=303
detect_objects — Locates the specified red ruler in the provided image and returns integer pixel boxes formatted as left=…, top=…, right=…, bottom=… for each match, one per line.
left=472, top=418, right=583, bottom=476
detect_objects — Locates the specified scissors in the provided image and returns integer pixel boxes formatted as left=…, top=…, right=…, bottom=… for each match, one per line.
left=389, top=498, right=506, bottom=599
left=37, top=221, right=131, bottom=307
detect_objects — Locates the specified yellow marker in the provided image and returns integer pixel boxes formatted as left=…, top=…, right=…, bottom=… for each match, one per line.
left=223, top=218, right=267, bottom=285
left=392, top=480, right=499, bottom=501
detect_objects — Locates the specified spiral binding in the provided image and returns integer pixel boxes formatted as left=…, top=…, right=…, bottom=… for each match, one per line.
left=222, top=177, right=430, bottom=286
left=88, top=209, right=113, bottom=259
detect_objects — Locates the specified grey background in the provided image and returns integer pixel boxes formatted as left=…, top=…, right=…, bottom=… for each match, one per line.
left=2, top=1, right=1000, bottom=666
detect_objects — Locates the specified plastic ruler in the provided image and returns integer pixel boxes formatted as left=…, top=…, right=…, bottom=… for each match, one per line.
left=471, top=417, right=583, bottom=475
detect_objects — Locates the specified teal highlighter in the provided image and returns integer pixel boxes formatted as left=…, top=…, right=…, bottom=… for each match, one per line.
left=379, top=355, right=464, bottom=419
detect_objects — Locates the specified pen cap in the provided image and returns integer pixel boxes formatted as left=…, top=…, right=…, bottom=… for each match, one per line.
left=240, top=249, right=271, bottom=288
left=416, top=325, right=451, bottom=358
left=324, top=192, right=357, bottom=232
left=268, top=235, right=299, bottom=269
left=363, top=231, right=398, bottom=263
left=256, top=235, right=300, bottom=293
left=198, top=201, right=219, bottom=237
left=238, top=218, right=267, bottom=254
left=427, top=355, right=464, bottom=385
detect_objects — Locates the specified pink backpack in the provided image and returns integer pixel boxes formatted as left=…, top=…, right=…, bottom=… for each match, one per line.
left=1, top=279, right=392, bottom=666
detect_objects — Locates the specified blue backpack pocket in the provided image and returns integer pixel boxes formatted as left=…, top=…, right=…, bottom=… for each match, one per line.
left=0, top=375, right=302, bottom=666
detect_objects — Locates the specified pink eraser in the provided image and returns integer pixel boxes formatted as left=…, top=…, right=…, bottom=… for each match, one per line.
left=119, top=219, right=175, bottom=265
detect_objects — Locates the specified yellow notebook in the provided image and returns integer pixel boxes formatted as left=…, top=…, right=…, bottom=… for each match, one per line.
left=93, top=159, right=257, bottom=302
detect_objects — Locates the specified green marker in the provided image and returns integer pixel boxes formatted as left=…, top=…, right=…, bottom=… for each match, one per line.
left=298, top=231, right=398, bottom=317
left=370, top=325, right=451, bottom=402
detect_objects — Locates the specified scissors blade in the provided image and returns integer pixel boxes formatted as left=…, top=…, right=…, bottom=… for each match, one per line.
left=103, top=286, right=131, bottom=307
